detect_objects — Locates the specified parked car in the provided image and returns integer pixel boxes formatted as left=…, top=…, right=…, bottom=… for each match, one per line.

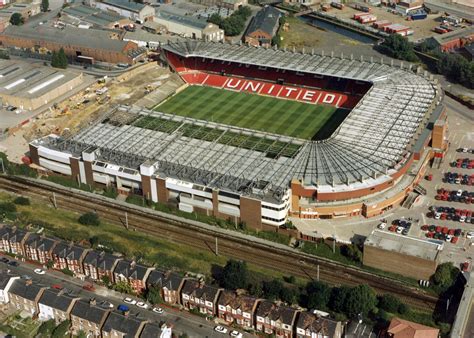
left=8, top=261, right=19, bottom=267
left=230, top=331, right=243, bottom=338
left=117, top=304, right=130, bottom=312
left=34, top=268, right=46, bottom=275
left=123, top=297, right=137, bottom=305
left=136, top=302, right=149, bottom=309
left=82, top=284, right=95, bottom=292
left=152, top=307, right=164, bottom=314
left=214, top=326, right=228, bottom=334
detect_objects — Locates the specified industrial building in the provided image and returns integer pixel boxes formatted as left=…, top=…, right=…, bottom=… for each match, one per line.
left=29, top=40, right=442, bottom=229
left=189, top=0, right=247, bottom=10
left=0, top=25, right=145, bottom=64
left=426, top=27, right=474, bottom=52
left=155, top=12, right=224, bottom=41
left=363, top=230, right=442, bottom=280
left=93, top=0, right=155, bottom=24
left=244, top=6, right=282, bottom=47
left=61, top=4, right=132, bottom=29
left=0, top=2, right=41, bottom=20
left=0, top=60, right=83, bottom=111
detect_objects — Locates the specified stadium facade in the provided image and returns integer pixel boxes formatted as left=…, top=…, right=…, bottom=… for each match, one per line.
left=29, top=41, right=445, bottom=230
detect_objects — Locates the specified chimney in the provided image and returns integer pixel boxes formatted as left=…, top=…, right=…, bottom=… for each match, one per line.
left=123, top=309, right=130, bottom=317
left=130, top=260, right=136, bottom=268
left=89, top=298, right=96, bottom=306
left=25, top=279, right=33, bottom=286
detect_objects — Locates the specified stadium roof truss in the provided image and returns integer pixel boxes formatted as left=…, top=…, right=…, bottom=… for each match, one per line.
left=45, top=41, right=440, bottom=202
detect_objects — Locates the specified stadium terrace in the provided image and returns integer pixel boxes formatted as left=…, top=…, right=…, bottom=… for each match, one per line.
left=29, top=40, right=443, bottom=229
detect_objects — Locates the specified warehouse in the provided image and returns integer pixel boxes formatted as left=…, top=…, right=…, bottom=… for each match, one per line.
left=61, top=4, right=132, bottom=29
left=0, top=25, right=145, bottom=64
left=93, top=0, right=154, bottom=24
left=426, top=27, right=474, bottom=52
left=0, top=60, right=84, bottom=111
left=363, top=230, right=442, bottom=280
left=155, top=12, right=224, bottom=41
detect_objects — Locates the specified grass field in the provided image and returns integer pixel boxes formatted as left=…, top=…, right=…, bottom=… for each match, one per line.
left=154, top=86, right=344, bottom=140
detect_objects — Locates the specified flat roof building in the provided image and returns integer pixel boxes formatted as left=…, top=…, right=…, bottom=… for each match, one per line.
left=363, top=230, right=442, bottom=280
left=61, top=4, right=131, bottom=29
left=427, top=27, right=474, bottom=52
left=94, top=0, right=155, bottom=24
left=155, top=11, right=224, bottom=41
left=0, top=25, right=145, bottom=64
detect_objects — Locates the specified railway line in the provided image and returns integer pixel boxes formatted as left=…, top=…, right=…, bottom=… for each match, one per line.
left=0, top=175, right=440, bottom=311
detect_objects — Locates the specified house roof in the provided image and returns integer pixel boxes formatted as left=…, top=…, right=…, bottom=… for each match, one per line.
left=387, top=317, right=439, bottom=338
left=71, top=299, right=110, bottom=324
left=217, top=290, right=258, bottom=312
left=296, top=312, right=340, bottom=336
left=181, top=280, right=221, bottom=302
left=52, top=242, right=87, bottom=261
left=0, top=274, right=18, bottom=291
left=83, top=250, right=121, bottom=271
left=0, top=226, right=29, bottom=244
left=102, top=311, right=146, bottom=337
left=430, top=26, right=474, bottom=45
left=245, top=5, right=281, bottom=38
left=114, top=260, right=151, bottom=281
left=39, top=289, right=79, bottom=312
left=8, top=279, right=45, bottom=301
left=256, top=301, right=297, bottom=326
left=140, top=323, right=162, bottom=338
left=2, top=25, right=132, bottom=53
left=24, top=233, right=57, bottom=252
left=147, top=270, right=184, bottom=291
left=463, top=43, right=474, bottom=57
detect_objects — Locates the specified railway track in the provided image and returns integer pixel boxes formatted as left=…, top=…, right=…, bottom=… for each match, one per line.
left=0, top=175, right=440, bottom=311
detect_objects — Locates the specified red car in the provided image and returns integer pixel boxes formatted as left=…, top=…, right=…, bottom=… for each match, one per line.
left=436, top=226, right=442, bottom=233
left=51, top=284, right=63, bottom=290
left=421, top=225, right=429, bottom=231
left=426, top=232, right=435, bottom=238
left=442, top=227, right=449, bottom=234
left=451, top=237, right=459, bottom=244
left=461, top=261, right=470, bottom=272
left=448, top=229, right=455, bottom=236
left=82, top=284, right=95, bottom=292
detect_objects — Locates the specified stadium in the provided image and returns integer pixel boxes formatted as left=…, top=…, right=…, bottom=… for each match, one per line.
left=29, top=40, right=445, bottom=230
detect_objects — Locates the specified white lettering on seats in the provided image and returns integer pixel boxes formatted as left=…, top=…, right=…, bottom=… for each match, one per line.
left=302, top=90, right=316, bottom=102
left=322, top=93, right=336, bottom=104
left=226, top=78, right=242, bottom=89
left=243, top=81, right=262, bottom=92
left=284, top=87, right=297, bottom=97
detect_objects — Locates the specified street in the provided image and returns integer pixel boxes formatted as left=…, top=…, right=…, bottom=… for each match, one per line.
left=0, top=254, right=249, bottom=338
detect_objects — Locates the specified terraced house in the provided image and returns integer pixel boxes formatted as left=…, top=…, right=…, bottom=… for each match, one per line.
left=7, top=278, right=46, bottom=317
left=146, top=270, right=186, bottom=305
left=0, top=274, right=20, bottom=304
left=295, top=312, right=343, bottom=338
left=113, top=260, right=154, bottom=294
left=70, top=298, right=111, bottom=338
left=102, top=311, right=148, bottom=337
left=82, top=250, right=121, bottom=283
left=0, top=226, right=29, bottom=256
left=23, top=233, right=57, bottom=264
left=180, top=279, right=222, bottom=316
left=255, top=301, right=298, bottom=338
left=38, top=288, right=80, bottom=324
left=217, top=290, right=260, bottom=330
left=52, top=242, right=89, bottom=276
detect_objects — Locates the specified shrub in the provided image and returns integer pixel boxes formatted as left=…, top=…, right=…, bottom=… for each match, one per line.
left=378, top=294, right=401, bottom=313
left=78, top=212, right=100, bottom=226
left=13, top=196, right=30, bottom=205
left=398, top=303, right=409, bottom=315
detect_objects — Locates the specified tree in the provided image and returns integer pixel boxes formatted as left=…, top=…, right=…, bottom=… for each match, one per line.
left=341, top=244, right=363, bottom=263
left=89, top=236, right=100, bottom=248
left=376, top=34, right=418, bottom=62
left=263, top=279, right=284, bottom=300
left=342, top=285, right=377, bottom=318
left=398, top=303, right=409, bottom=315
left=378, top=294, right=400, bottom=313
left=41, top=0, right=49, bottom=12
left=78, top=212, right=100, bottom=226
left=77, top=330, right=87, bottom=338
left=51, top=320, right=70, bottom=338
left=101, top=275, right=111, bottom=286
left=37, top=319, right=56, bottom=337
left=306, top=281, right=331, bottom=310
left=248, top=282, right=263, bottom=297
left=220, top=259, right=248, bottom=290
left=432, top=262, right=460, bottom=290
left=329, top=286, right=350, bottom=313
left=280, top=287, right=298, bottom=304
left=13, top=196, right=30, bottom=205
left=10, top=13, right=24, bottom=26
left=208, top=13, right=223, bottom=26
left=51, top=48, right=68, bottom=69
left=145, top=285, right=163, bottom=305
left=113, top=280, right=134, bottom=294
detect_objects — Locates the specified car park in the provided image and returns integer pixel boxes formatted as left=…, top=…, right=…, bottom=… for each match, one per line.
left=214, top=326, right=228, bottom=334
left=124, top=297, right=137, bottom=305
left=34, top=268, right=46, bottom=275
left=136, top=302, right=149, bottom=309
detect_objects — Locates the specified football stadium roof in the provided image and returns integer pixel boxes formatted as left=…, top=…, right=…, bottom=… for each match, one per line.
left=37, top=41, right=440, bottom=202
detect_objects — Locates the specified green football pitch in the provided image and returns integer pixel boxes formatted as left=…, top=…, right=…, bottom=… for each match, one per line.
left=154, top=86, right=346, bottom=140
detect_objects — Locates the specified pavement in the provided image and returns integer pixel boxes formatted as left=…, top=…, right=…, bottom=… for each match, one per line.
left=0, top=254, right=250, bottom=338
left=291, top=95, right=474, bottom=269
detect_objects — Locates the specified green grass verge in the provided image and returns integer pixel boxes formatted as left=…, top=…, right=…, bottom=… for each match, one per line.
left=153, top=86, right=341, bottom=140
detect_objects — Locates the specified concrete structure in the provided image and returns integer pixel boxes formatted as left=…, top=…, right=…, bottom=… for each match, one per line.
left=363, top=230, right=442, bottom=280
left=244, top=6, right=281, bottom=47
left=0, top=60, right=84, bottom=111
left=94, top=0, right=154, bottom=23
left=155, top=11, right=224, bottom=41
left=0, top=25, right=144, bottom=64
left=450, top=272, right=473, bottom=338
left=426, top=27, right=474, bottom=52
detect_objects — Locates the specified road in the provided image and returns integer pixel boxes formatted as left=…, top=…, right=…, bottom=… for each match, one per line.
left=0, top=254, right=247, bottom=338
